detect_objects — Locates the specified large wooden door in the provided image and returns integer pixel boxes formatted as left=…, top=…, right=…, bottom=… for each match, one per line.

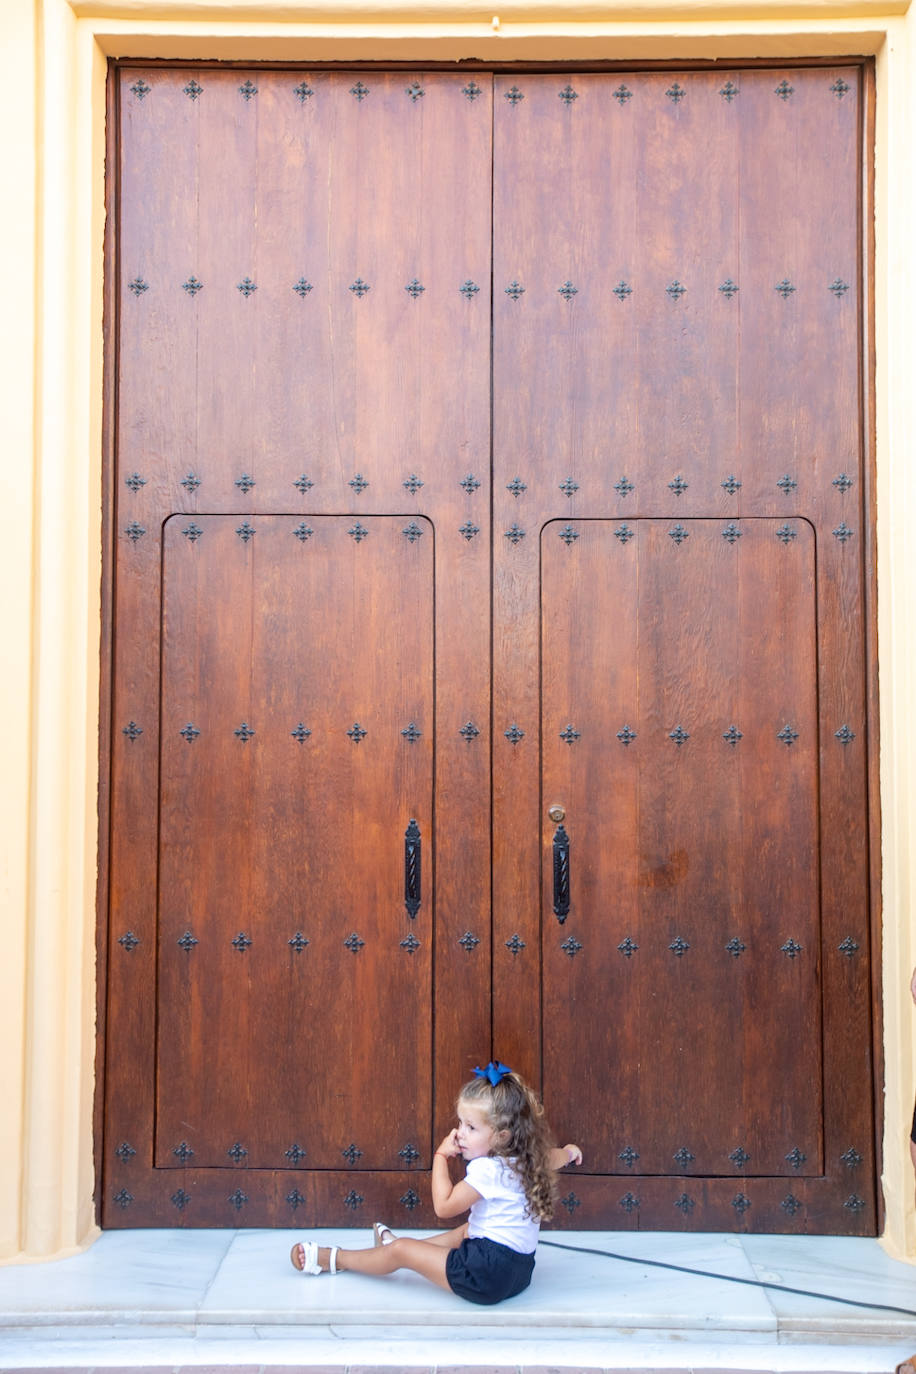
left=102, top=63, right=876, bottom=1233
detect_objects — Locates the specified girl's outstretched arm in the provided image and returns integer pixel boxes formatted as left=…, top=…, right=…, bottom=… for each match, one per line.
left=549, top=1143, right=583, bottom=1170
left=431, top=1128, right=483, bottom=1218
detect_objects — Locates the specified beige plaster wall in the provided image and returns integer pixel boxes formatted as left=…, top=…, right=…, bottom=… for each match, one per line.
left=1, top=0, right=912, bottom=1265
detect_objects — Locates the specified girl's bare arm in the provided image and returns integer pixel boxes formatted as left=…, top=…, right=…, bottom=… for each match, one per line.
left=549, top=1143, right=583, bottom=1170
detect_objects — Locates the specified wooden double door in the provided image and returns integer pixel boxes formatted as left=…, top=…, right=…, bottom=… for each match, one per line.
left=102, top=63, right=877, bottom=1232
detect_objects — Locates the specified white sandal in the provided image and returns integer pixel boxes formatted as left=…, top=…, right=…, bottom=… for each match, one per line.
left=372, top=1222, right=396, bottom=1246
left=290, top=1240, right=339, bottom=1274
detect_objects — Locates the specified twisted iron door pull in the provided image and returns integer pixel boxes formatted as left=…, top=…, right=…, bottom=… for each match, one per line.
left=405, top=819, right=421, bottom=918
left=553, top=824, right=570, bottom=923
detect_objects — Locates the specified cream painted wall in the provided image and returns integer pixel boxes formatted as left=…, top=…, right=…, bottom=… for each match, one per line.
left=1, top=0, right=912, bottom=1265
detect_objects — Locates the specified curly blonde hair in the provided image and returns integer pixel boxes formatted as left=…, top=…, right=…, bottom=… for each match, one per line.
left=458, top=1069, right=556, bottom=1221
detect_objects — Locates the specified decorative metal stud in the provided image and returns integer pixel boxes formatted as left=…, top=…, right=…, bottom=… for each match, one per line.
left=400, top=1187, right=421, bottom=1210
left=293, top=474, right=313, bottom=495
left=776, top=523, right=797, bottom=544
left=237, top=277, right=257, bottom=297
left=123, top=721, right=143, bottom=742
left=459, top=721, right=480, bottom=743
left=403, top=473, right=424, bottom=495
left=286, top=1188, right=306, bottom=1210
left=674, top=1193, right=695, bottom=1214
left=294, top=81, right=313, bottom=102
left=236, top=522, right=256, bottom=544
left=293, top=279, right=313, bottom=298
left=460, top=473, right=481, bottom=493
left=829, top=278, right=849, bottom=297
left=349, top=472, right=369, bottom=494
left=401, top=932, right=421, bottom=954
left=118, top=931, right=140, bottom=952
left=620, top=1192, right=640, bottom=1213
left=673, top=1147, right=695, bottom=1167
left=343, top=1190, right=364, bottom=1210
left=462, top=81, right=482, bottom=101
left=124, top=472, right=147, bottom=493
left=184, top=79, right=203, bottom=100
left=775, top=279, right=796, bottom=298
left=349, top=278, right=370, bottom=298
left=459, top=521, right=480, bottom=541
left=561, top=1192, right=581, bottom=1213
left=127, top=279, right=148, bottom=297
left=173, top=1141, right=194, bottom=1162
left=844, top=1194, right=866, bottom=1212
left=402, top=521, right=424, bottom=544
left=289, top=932, right=309, bottom=953
left=617, top=725, right=637, bottom=746
left=833, top=472, right=853, bottom=493
left=722, top=725, right=743, bottom=745
left=777, top=474, right=797, bottom=495
left=341, top=1143, right=362, bottom=1167
left=171, top=1189, right=191, bottom=1211
left=504, top=723, right=525, bottom=745
left=615, top=523, right=635, bottom=544
left=558, top=281, right=578, bottom=301
left=238, top=79, right=258, bottom=101
left=841, top=1147, right=863, bottom=1168
left=669, top=474, right=688, bottom=496
left=669, top=523, right=689, bottom=545
left=504, top=86, right=524, bottom=105
left=613, top=281, right=633, bottom=300
left=719, top=278, right=739, bottom=298
left=232, top=932, right=252, bottom=952
left=618, top=936, right=638, bottom=957
left=558, top=524, right=579, bottom=546
left=835, top=724, right=855, bottom=745
left=293, top=522, right=313, bottom=542
left=559, top=84, right=578, bottom=105
left=405, top=82, right=424, bottom=102
left=838, top=936, right=859, bottom=957
left=560, top=724, right=580, bottom=744
left=505, top=523, right=526, bottom=544
left=831, top=77, right=850, bottom=99
left=347, top=722, right=367, bottom=743
left=669, top=725, right=690, bottom=746
left=722, top=474, right=742, bottom=495
left=289, top=720, right=310, bottom=745
left=720, top=80, right=739, bottom=102
left=350, top=81, right=369, bottom=101
left=228, top=1189, right=248, bottom=1211
left=560, top=477, right=579, bottom=498
left=344, top=932, right=365, bottom=953
left=131, top=79, right=151, bottom=100
left=505, top=933, right=526, bottom=956
left=177, top=931, right=198, bottom=951
left=732, top=1193, right=751, bottom=1215
left=785, top=1147, right=806, bottom=1169
left=781, top=938, right=803, bottom=958
left=227, top=1141, right=248, bottom=1161
left=777, top=724, right=799, bottom=746
left=401, top=722, right=422, bottom=742
left=459, top=931, right=480, bottom=952
left=506, top=477, right=527, bottom=498
left=505, top=281, right=525, bottom=301
left=181, top=472, right=201, bottom=492
left=399, top=1142, right=420, bottom=1165
left=405, top=278, right=425, bottom=298
left=833, top=521, right=854, bottom=543
left=113, top=1188, right=133, bottom=1209
left=619, top=1146, right=639, bottom=1167
left=348, top=522, right=369, bottom=543
left=725, top=937, right=746, bottom=957
left=404, top=817, right=421, bottom=918
left=666, top=280, right=686, bottom=300
left=234, top=721, right=255, bottom=742
left=560, top=936, right=582, bottom=958
left=235, top=473, right=256, bottom=493
left=666, top=82, right=686, bottom=104
left=774, top=79, right=794, bottom=100
left=460, top=281, right=480, bottom=299
left=125, top=522, right=146, bottom=543
left=115, top=1141, right=136, bottom=1162
left=669, top=935, right=690, bottom=956
left=614, top=84, right=633, bottom=104
left=182, top=276, right=203, bottom=295
left=781, top=1194, right=802, bottom=1216
left=179, top=723, right=200, bottom=742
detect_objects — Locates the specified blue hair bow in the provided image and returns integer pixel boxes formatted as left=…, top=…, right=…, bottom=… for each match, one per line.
left=474, top=1061, right=512, bottom=1086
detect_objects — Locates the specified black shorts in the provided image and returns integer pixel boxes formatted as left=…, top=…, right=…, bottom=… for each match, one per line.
left=445, top=1235, right=536, bottom=1306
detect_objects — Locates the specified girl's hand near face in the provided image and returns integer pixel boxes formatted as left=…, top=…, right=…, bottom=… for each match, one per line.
left=548, top=1142, right=583, bottom=1170
left=437, top=1127, right=461, bottom=1158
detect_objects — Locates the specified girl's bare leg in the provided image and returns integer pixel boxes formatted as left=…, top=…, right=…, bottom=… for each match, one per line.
left=294, top=1228, right=468, bottom=1292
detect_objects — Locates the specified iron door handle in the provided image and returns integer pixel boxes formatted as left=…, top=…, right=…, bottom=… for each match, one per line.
left=553, top=824, right=570, bottom=924
left=405, top=819, right=421, bottom=918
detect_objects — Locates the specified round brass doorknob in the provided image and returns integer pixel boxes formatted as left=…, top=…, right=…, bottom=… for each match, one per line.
left=548, top=804, right=566, bottom=823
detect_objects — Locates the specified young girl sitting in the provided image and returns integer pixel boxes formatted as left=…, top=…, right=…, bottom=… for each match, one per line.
left=289, top=1061, right=582, bottom=1305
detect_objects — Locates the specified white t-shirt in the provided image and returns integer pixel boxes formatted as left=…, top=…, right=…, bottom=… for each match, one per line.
left=465, top=1156, right=540, bottom=1254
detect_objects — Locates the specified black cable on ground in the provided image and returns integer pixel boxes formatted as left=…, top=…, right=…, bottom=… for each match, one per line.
left=539, top=1239, right=916, bottom=1319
